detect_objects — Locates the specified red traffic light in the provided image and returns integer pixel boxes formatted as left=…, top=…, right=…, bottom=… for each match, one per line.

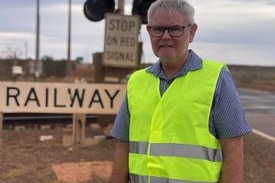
left=83, top=0, right=115, bottom=22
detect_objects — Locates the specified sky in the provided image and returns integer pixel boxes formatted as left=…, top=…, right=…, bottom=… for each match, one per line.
left=0, top=0, right=275, bottom=66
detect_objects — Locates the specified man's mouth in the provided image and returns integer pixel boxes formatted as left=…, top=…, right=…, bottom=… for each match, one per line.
left=159, top=45, right=174, bottom=48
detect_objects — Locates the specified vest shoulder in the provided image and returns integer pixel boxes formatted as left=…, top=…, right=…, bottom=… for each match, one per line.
left=202, top=60, right=228, bottom=71
left=129, top=68, right=149, bottom=80
left=203, top=60, right=225, bottom=67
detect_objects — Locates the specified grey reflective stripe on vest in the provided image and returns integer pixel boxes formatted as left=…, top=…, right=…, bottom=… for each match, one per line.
left=130, top=173, right=148, bottom=183
left=129, top=141, right=223, bottom=162
left=130, top=141, right=149, bottom=154
left=130, top=173, right=219, bottom=183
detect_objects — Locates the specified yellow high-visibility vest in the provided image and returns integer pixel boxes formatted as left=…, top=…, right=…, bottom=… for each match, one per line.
left=128, top=60, right=224, bottom=183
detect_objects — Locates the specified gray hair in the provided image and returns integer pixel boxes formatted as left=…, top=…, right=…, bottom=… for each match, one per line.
left=147, top=0, right=195, bottom=24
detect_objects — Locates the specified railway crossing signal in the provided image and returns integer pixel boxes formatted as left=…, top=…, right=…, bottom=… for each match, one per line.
left=83, top=0, right=115, bottom=22
left=83, top=0, right=157, bottom=24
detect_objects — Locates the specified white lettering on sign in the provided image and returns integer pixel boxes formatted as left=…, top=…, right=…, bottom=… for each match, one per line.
left=0, top=82, right=126, bottom=114
left=103, top=13, right=141, bottom=68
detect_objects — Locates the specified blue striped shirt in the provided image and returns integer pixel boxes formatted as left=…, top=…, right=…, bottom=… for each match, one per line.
left=111, top=50, right=252, bottom=140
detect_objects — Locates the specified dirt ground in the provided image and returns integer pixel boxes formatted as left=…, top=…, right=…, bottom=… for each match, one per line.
left=1, top=123, right=275, bottom=183
left=0, top=126, right=115, bottom=183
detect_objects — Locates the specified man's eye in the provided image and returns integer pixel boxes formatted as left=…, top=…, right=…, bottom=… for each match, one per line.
left=153, top=27, right=163, bottom=32
left=170, top=27, right=181, bottom=31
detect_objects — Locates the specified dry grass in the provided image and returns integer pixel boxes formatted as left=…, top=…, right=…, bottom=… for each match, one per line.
left=229, top=65, right=275, bottom=93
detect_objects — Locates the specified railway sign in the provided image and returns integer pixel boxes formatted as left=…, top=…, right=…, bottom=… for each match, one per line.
left=103, top=13, right=141, bottom=68
left=0, top=82, right=126, bottom=114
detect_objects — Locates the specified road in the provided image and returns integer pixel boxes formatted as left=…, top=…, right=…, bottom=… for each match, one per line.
left=238, top=88, right=275, bottom=140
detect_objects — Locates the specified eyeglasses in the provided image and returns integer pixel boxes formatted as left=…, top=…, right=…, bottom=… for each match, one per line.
left=148, top=25, right=191, bottom=37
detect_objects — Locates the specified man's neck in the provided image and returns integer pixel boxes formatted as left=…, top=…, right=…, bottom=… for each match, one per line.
left=161, top=53, right=189, bottom=79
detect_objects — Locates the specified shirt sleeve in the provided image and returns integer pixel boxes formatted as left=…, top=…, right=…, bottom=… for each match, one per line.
left=111, top=96, right=130, bottom=141
left=211, top=68, right=252, bottom=139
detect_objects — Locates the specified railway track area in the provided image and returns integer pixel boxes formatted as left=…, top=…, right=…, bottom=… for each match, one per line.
left=2, top=113, right=98, bottom=130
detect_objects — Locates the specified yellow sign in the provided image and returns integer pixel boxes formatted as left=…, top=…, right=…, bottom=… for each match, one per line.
left=103, top=13, right=141, bottom=68
left=0, top=82, right=126, bottom=114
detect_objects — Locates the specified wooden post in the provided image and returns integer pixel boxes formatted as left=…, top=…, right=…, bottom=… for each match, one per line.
left=79, top=114, right=86, bottom=144
left=72, top=114, right=77, bottom=144
left=0, top=112, right=3, bottom=148
left=72, top=113, right=86, bottom=145
left=93, top=52, right=105, bottom=83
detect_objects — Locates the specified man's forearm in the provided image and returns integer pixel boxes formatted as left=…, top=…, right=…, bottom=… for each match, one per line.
left=110, top=140, right=129, bottom=183
left=221, top=153, right=243, bottom=183
left=220, top=137, right=244, bottom=183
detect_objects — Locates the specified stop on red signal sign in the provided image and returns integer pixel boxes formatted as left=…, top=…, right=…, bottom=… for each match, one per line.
left=103, top=13, right=141, bottom=68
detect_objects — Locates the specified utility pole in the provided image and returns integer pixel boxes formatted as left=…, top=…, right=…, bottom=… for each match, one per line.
left=66, top=0, right=72, bottom=76
left=35, top=0, right=41, bottom=78
left=24, top=40, right=28, bottom=59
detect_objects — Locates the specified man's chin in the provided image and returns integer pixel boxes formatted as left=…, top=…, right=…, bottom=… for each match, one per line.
left=159, top=57, right=177, bottom=64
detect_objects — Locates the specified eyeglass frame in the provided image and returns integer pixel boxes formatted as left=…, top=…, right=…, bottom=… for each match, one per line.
left=147, top=24, right=192, bottom=37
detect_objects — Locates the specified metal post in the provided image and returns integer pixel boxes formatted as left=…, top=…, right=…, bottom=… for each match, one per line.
left=118, top=0, right=125, bottom=15
left=35, top=0, right=40, bottom=78
left=66, top=0, right=72, bottom=76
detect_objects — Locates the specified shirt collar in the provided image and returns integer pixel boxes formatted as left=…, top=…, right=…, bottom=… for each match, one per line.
left=146, top=50, right=203, bottom=80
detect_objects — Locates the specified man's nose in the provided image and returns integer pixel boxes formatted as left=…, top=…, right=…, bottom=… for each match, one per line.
left=162, top=29, right=171, bottom=38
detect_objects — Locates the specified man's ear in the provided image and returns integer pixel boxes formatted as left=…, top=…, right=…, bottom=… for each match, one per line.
left=146, top=25, right=151, bottom=34
left=189, top=23, right=198, bottom=43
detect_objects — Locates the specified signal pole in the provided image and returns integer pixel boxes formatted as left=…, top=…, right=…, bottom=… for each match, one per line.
left=66, top=0, right=72, bottom=76
left=35, top=0, right=41, bottom=78
left=118, top=0, right=124, bottom=14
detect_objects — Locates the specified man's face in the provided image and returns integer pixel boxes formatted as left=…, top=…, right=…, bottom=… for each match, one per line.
left=147, top=10, right=197, bottom=63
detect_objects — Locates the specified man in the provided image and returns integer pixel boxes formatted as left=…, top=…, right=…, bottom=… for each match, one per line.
left=111, top=0, right=252, bottom=182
